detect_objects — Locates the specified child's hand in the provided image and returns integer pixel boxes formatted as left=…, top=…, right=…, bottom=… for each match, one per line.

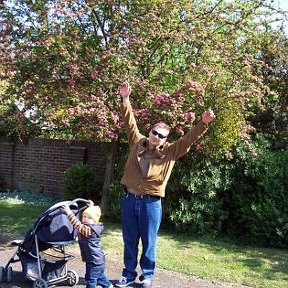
left=88, top=200, right=94, bottom=207
left=62, top=204, right=72, bottom=216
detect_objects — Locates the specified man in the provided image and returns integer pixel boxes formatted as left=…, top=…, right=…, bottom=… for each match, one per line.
left=116, top=81, right=215, bottom=288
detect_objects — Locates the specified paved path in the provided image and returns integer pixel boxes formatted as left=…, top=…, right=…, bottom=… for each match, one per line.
left=0, top=241, right=250, bottom=288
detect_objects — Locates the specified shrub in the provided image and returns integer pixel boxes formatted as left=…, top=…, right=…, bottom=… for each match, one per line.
left=166, top=136, right=288, bottom=248
left=63, top=163, right=104, bottom=202
left=225, top=139, right=288, bottom=247
left=165, top=151, right=233, bottom=236
left=104, top=137, right=288, bottom=248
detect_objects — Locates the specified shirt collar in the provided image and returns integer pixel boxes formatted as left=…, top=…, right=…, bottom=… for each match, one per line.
left=139, top=138, right=166, bottom=158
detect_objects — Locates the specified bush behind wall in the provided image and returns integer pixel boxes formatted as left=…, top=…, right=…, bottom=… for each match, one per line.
left=63, top=163, right=104, bottom=204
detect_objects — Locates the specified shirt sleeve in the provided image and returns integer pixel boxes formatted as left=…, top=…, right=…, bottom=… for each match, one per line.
left=67, top=213, right=93, bottom=237
left=167, top=121, right=208, bottom=160
left=122, top=101, right=144, bottom=146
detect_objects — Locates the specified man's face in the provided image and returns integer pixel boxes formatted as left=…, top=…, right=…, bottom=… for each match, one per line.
left=149, top=126, right=169, bottom=148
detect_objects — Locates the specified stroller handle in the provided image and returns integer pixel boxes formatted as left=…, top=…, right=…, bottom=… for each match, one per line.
left=31, top=198, right=92, bottom=235
left=45, top=198, right=90, bottom=215
left=68, top=198, right=90, bottom=206
left=67, top=198, right=91, bottom=212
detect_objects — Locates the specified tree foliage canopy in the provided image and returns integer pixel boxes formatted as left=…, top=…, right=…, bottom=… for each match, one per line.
left=0, top=0, right=287, bottom=153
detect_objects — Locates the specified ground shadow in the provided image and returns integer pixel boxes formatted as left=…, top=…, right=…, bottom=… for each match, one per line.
left=0, top=270, right=87, bottom=288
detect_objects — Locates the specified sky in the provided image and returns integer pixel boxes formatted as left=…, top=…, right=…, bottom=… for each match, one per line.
left=274, top=0, right=288, bottom=33
left=277, top=0, right=288, bottom=11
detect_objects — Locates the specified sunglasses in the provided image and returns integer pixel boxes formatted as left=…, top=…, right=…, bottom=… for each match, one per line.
left=151, top=130, right=167, bottom=139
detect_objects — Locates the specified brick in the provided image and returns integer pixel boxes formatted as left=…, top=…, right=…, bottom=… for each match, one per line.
left=0, top=137, right=109, bottom=195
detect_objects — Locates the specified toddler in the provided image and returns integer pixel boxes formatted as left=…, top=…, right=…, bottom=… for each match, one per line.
left=62, top=201, right=113, bottom=288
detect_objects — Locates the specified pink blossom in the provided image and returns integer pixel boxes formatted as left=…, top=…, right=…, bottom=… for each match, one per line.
left=67, top=80, right=76, bottom=87
left=133, top=109, right=140, bottom=117
left=16, top=113, right=24, bottom=119
left=135, top=57, right=140, bottom=65
left=90, top=94, right=98, bottom=100
left=242, top=60, right=251, bottom=66
left=146, top=92, right=154, bottom=98
left=65, top=64, right=72, bottom=70
left=174, top=93, right=185, bottom=103
left=184, top=112, right=195, bottom=120
left=155, top=92, right=169, bottom=106
left=195, top=95, right=202, bottom=102
left=195, top=95, right=204, bottom=106
left=67, top=108, right=75, bottom=115
left=91, top=71, right=98, bottom=78
left=187, top=80, right=204, bottom=91
left=140, top=109, right=150, bottom=120
left=187, top=80, right=198, bottom=87
left=106, top=130, right=118, bottom=140
left=60, top=119, right=69, bottom=126
left=55, top=7, right=63, bottom=15
left=167, top=97, right=174, bottom=105
left=155, top=95, right=164, bottom=106
left=175, top=126, right=184, bottom=136
left=111, top=112, right=119, bottom=124
left=155, top=75, right=162, bottom=82
left=195, top=144, right=204, bottom=152
left=97, top=110, right=107, bottom=121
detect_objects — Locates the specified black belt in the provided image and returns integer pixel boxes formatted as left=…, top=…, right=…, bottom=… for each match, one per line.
left=123, top=188, right=160, bottom=200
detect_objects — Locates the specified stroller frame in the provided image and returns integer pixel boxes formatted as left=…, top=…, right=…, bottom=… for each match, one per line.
left=0, top=198, right=90, bottom=288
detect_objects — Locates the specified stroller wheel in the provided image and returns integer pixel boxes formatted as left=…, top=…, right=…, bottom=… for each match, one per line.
left=33, top=279, right=48, bottom=288
left=0, top=266, right=4, bottom=282
left=6, top=266, right=12, bottom=283
left=66, top=269, right=79, bottom=286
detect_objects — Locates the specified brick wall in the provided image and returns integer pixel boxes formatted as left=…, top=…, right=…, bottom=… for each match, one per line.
left=0, top=136, right=110, bottom=195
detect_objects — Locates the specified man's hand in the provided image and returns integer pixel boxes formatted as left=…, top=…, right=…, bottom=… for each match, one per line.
left=202, top=109, right=215, bottom=125
left=119, top=81, right=131, bottom=103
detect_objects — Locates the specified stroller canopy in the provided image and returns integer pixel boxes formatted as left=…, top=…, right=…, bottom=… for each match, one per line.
left=35, top=201, right=79, bottom=244
left=22, top=201, right=80, bottom=254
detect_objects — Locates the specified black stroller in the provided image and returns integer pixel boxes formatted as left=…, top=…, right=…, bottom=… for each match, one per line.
left=0, top=198, right=90, bottom=288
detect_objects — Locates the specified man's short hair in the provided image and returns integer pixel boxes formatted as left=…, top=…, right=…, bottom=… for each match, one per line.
left=151, top=122, right=171, bottom=133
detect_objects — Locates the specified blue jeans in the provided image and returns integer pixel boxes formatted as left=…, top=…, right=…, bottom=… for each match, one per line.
left=121, top=193, right=162, bottom=282
left=85, top=262, right=112, bottom=288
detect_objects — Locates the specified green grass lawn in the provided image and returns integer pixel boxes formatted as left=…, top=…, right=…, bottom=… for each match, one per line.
left=1, top=192, right=288, bottom=288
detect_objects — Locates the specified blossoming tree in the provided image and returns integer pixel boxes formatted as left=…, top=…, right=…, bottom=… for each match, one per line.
left=1, top=0, right=284, bottom=146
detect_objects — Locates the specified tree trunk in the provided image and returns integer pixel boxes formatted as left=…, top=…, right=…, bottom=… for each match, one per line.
left=100, top=140, right=119, bottom=215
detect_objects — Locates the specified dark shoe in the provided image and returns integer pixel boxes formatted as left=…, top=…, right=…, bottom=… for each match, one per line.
left=115, top=276, right=135, bottom=287
left=141, top=279, right=153, bottom=288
